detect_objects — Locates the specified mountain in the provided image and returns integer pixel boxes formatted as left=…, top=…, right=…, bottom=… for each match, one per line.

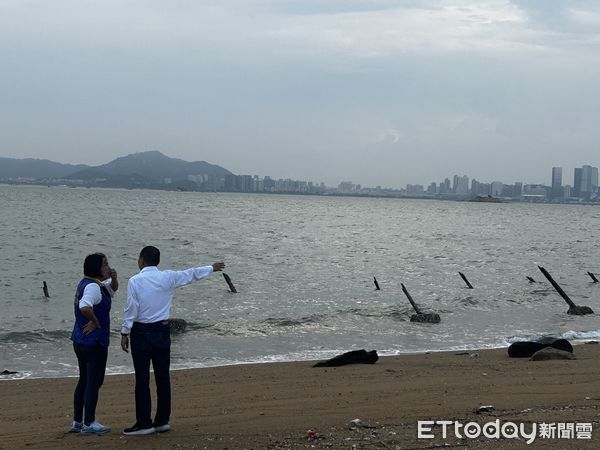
left=0, top=157, right=88, bottom=179
left=96, top=150, right=232, bottom=181
left=0, top=151, right=234, bottom=190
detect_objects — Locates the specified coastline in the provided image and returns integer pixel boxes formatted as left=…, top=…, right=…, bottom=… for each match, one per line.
left=2, top=344, right=600, bottom=448
left=0, top=342, right=512, bottom=381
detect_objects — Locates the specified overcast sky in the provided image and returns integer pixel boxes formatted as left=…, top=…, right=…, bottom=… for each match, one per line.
left=1, top=0, right=599, bottom=188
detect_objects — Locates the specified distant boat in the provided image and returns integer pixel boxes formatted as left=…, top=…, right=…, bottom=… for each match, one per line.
left=469, top=195, right=504, bottom=203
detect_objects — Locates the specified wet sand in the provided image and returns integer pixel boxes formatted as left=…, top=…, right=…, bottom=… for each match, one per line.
left=1, top=344, right=600, bottom=449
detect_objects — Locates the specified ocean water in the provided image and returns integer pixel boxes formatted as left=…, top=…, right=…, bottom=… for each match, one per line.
left=1, top=184, right=599, bottom=380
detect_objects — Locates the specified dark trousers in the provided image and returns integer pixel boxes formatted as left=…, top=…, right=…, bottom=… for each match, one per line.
left=73, top=342, right=108, bottom=425
left=130, top=321, right=171, bottom=428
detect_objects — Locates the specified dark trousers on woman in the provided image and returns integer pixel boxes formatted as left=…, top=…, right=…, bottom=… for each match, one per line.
left=130, top=321, right=171, bottom=428
left=73, top=342, right=108, bottom=425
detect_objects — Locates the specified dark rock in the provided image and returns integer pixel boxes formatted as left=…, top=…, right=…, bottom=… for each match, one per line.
left=537, top=336, right=561, bottom=345
left=530, top=347, right=576, bottom=361
left=508, top=338, right=573, bottom=358
left=168, top=318, right=187, bottom=333
left=474, top=405, right=494, bottom=414
left=1, top=370, right=18, bottom=375
left=313, top=350, right=378, bottom=367
left=568, top=305, right=594, bottom=315
left=410, top=313, right=441, bottom=323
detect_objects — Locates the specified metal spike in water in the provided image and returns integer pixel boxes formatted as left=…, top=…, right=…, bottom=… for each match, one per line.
left=537, top=265, right=594, bottom=315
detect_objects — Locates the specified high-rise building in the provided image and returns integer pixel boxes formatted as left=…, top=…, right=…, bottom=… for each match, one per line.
left=551, top=167, right=562, bottom=199
left=514, top=182, right=523, bottom=198
left=571, top=165, right=598, bottom=200
left=471, top=179, right=490, bottom=196
left=573, top=168, right=582, bottom=198
left=582, top=165, right=592, bottom=198
left=442, top=178, right=451, bottom=194
left=453, top=175, right=469, bottom=195
left=491, top=181, right=503, bottom=196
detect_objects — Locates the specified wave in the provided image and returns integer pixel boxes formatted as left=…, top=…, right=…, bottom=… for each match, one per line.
left=504, top=330, right=600, bottom=344
left=169, top=320, right=266, bottom=337
left=262, top=315, right=321, bottom=327
left=561, top=330, right=600, bottom=341
left=0, top=330, right=71, bottom=344
left=168, top=319, right=214, bottom=334
left=0, top=322, right=217, bottom=343
left=0, top=371, right=33, bottom=380
left=338, top=305, right=422, bottom=320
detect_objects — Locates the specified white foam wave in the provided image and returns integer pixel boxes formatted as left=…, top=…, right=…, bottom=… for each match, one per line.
left=561, top=330, right=600, bottom=341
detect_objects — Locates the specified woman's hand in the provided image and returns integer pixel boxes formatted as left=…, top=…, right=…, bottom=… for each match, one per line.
left=80, top=306, right=100, bottom=335
left=109, top=268, right=119, bottom=291
left=83, top=320, right=100, bottom=335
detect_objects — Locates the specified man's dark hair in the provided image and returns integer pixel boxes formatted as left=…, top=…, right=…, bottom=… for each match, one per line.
left=83, top=253, right=106, bottom=278
left=140, top=246, right=160, bottom=266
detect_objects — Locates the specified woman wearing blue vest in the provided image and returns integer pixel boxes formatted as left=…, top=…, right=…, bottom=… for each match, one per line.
left=70, top=253, right=118, bottom=435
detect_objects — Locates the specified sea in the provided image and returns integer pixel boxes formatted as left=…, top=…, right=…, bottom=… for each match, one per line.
left=1, top=184, right=599, bottom=380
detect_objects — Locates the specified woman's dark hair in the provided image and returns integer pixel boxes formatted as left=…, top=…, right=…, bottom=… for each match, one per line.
left=83, top=253, right=106, bottom=279
left=140, top=246, right=160, bottom=266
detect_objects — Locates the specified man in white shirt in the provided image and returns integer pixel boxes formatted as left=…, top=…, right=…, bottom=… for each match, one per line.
left=120, top=245, right=225, bottom=436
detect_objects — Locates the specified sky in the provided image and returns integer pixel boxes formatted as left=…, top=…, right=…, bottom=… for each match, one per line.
left=1, top=0, right=599, bottom=188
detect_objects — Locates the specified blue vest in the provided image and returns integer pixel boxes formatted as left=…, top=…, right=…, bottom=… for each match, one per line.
left=71, top=278, right=112, bottom=347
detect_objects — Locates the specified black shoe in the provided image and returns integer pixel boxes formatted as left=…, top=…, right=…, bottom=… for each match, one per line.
left=123, top=424, right=155, bottom=436
left=153, top=423, right=171, bottom=433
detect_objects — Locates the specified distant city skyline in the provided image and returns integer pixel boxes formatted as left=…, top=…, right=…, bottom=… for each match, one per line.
left=170, top=161, right=600, bottom=202
left=415, top=163, right=599, bottom=195
left=397, top=163, right=599, bottom=202
left=1, top=1, right=600, bottom=188
left=3, top=152, right=598, bottom=204
left=2, top=152, right=598, bottom=198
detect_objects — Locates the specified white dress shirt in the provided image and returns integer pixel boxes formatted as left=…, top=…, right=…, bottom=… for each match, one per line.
left=79, top=279, right=115, bottom=309
left=121, top=265, right=214, bottom=334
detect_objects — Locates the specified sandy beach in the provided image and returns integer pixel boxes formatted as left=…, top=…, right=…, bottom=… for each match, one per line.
left=1, top=344, right=600, bottom=449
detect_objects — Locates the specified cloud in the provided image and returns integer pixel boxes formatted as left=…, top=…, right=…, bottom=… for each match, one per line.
left=568, top=7, right=600, bottom=28
left=0, top=0, right=599, bottom=187
left=258, top=1, right=533, bottom=60
left=1, top=1, right=592, bottom=60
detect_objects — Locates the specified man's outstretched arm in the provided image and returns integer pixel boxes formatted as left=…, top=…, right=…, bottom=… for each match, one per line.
left=170, top=261, right=225, bottom=288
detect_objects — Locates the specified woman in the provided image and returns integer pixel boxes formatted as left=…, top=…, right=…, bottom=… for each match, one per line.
left=70, top=253, right=118, bottom=435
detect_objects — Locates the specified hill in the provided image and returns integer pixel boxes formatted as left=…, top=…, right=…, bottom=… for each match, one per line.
left=97, top=150, right=231, bottom=181
left=1, top=151, right=234, bottom=190
left=0, top=157, right=88, bottom=179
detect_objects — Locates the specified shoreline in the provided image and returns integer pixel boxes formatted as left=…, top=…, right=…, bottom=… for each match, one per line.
left=2, top=344, right=600, bottom=448
left=0, top=342, right=543, bottom=382
left=0, top=338, right=595, bottom=382
left=4, top=182, right=600, bottom=206
left=1, top=347, right=493, bottom=382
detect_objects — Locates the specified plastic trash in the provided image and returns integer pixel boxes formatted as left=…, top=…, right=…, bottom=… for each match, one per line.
left=349, top=418, right=363, bottom=430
